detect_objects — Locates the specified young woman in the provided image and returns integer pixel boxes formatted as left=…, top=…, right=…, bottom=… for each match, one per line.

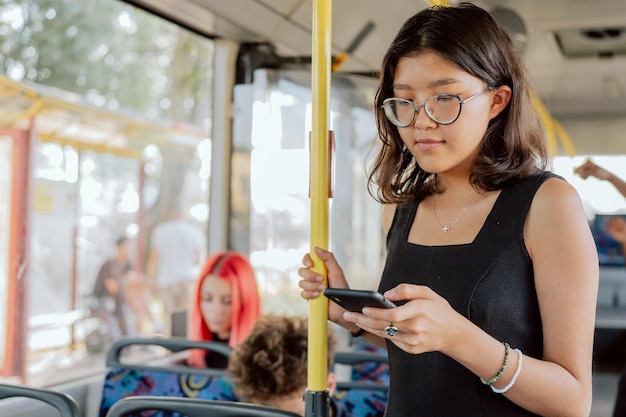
left=298, top=3, right=598, bottom=416
left=187, top=251, right=261, bottom=368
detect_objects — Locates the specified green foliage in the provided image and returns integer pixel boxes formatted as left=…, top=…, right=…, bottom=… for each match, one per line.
left=0, top=0, right=214, bottom=126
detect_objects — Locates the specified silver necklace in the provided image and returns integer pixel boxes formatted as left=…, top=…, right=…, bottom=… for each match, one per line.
left=432, top=191, right=482, bottom=232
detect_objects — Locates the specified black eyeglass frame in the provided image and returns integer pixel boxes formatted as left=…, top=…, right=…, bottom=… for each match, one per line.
left=382, top=87, right=493, bottom=127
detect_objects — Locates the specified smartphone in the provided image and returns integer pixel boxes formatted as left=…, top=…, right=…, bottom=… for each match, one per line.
left=323, top=288, right=396, bottom=312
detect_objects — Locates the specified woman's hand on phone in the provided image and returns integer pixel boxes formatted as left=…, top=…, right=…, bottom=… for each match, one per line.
left=345, top=283, right=467, bottom=355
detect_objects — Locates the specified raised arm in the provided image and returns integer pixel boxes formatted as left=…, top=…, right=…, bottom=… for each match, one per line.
left=575, top=159, right=626, bottom=199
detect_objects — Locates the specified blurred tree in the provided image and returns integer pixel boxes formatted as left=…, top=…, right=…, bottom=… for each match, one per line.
left=0, top=0, right=214, bottom=127
left=0, top=0, right=214, bottom=274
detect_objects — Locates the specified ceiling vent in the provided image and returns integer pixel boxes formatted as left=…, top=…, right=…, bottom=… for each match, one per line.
left=554, top=27, right=626, bottom=58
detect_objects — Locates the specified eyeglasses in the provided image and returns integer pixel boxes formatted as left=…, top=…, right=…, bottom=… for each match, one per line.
left=382, top=88, right=491, bottom=127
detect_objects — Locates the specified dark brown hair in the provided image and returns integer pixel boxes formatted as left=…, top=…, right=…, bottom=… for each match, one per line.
left=228, top=315, right=336, bottom=403
left=368, top=2, right=547, bottom=204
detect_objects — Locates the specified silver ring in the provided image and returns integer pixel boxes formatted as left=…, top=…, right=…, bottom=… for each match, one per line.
left=384, top=322, right=398, bottom=337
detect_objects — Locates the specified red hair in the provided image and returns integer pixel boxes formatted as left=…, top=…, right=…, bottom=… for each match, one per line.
left=187, top=251, right=261, bottom=367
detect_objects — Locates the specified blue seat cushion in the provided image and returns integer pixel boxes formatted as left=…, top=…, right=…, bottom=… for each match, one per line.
left=333, top=387, right=387, bottom=417
left=98, top=368, right=238, bottom=417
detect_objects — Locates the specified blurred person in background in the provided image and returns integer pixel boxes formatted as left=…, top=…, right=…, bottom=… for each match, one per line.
left=229, top=315, right=353, bottom=417
left=91, top=236, right=133, bottom=337
left=125, top=269, right=157, bottom=335
left=575, top=159, right=626, bottom=201
left=575, top=159, right=626, bottom=260
left=575, top=159, right=626, bottom=417
left=186, top=251, right=261, bottom=368
left=146, top=204, right=207, bottom=335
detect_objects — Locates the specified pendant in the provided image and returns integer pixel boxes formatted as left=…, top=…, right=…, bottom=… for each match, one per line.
left=442, top=226, right=450, bottom=232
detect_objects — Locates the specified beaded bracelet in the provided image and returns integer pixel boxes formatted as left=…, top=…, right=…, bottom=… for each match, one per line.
left=351, top=328, right=366, bottom=338
left=491, top=349, right=523, bottom=394
left=480, top=342, right=510, bottom=386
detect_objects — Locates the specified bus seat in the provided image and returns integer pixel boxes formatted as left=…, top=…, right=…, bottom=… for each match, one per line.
left=98, top=337, right=238, bottom=417
left=334, top=381, right=388, bottom=417
left=0, top=383, right=81, bottom=417
left=333, top=348, right=389, bottom=417
left=105, top=396, right=301, bottom=417
left=339, top=342, right=390, bottom=383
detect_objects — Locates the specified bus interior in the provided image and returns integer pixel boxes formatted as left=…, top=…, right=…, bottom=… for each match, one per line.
left=1, top=0, right=626, bottom=416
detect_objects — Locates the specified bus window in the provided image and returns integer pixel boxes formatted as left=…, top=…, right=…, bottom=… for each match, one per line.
left=233, top=69, right=384, bottom=316
left=0, top=0, right=215, bottom=386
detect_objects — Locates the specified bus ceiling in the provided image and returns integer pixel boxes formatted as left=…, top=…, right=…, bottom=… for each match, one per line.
left=126, top=0, right=626, bottom=122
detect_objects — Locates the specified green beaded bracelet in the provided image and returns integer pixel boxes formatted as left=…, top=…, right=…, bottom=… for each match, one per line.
left=480, top=342, right=510, bottom=386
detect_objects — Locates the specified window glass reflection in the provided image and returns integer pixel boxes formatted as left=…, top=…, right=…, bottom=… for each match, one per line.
left=233, top=69, right=384, bottom=316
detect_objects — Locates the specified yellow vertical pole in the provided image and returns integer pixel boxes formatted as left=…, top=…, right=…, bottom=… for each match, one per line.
left=309, top=0, right=331, bottom=394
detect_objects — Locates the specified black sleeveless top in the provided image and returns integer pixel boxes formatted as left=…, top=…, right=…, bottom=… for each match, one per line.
left=205, top=334, right=230, bottom=369
left=379, top=173, right=558, bottom=417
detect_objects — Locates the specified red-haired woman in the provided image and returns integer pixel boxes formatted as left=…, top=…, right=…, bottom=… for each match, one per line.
left=187, top=251, right=261, bottom=368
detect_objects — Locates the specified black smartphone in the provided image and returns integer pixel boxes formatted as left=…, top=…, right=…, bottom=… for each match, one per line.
left=323, top=288, right=396, bottom=312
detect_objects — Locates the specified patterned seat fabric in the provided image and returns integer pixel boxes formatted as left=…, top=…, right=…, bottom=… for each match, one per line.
left=333, top=387, right=387, bottom=417
left=98, top=337, right=237, bottom=417
left=333, top=343, right=390, bottom=417
left=350, top=344, right=390, bottom=384
left=98, top=368, right=238, bottom=417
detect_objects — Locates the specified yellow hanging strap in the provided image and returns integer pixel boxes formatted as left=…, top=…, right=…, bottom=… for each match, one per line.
left=531, top=90, right=575, bottom=156
left=424, top=0, right=451, bottom=6
left=531, top=91, right=557, bottom=156
left=553, top=118, right=576, bottom=157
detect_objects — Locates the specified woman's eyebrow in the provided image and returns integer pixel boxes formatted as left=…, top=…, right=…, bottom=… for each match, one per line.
left=392, top=83, right=413, bottom=91
left=393, top=78, right=461, bottom=90
left=427, top=78, right=461, bottom=88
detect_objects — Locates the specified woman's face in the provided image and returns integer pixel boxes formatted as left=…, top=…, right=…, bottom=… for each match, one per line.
left=199, top=274, right=232, bottom=339
left=392, top=51, right=500, bottom=176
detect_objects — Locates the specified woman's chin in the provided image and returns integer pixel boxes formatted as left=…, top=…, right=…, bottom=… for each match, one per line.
left=209, top=326, right=230, bottom=339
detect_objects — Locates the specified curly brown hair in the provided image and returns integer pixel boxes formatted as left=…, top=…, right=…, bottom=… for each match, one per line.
left=228, top=315, right=337, bottom=403
left=368, top=2, right=547, bottom=204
